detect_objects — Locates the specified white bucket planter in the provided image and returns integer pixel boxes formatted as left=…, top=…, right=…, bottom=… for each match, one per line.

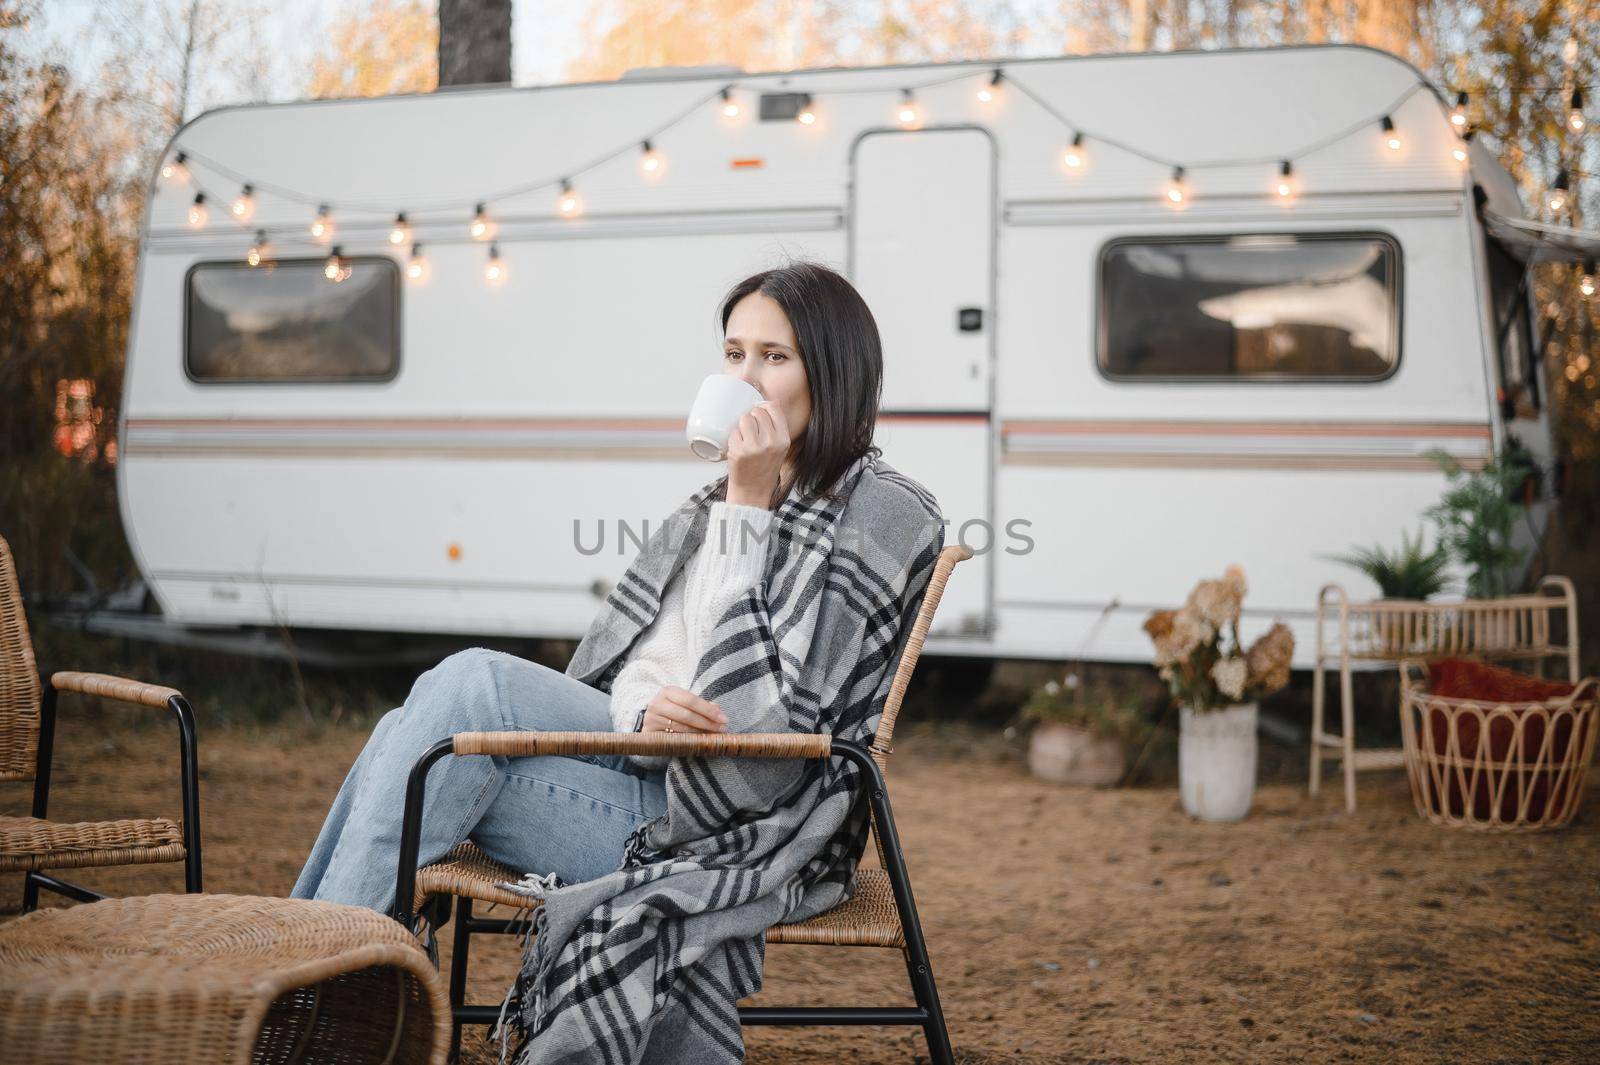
left=1178, top=702, right=1258, bottom=822
left=1027, top=722, right=1126, bottom=786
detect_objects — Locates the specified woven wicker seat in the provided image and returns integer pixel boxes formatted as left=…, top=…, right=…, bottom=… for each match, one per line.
left=398, top=544, right=972, bottom=1063
left=413, top=840, right=536, bottom=912
left=416, top=842, right=906, bottom=947
left=0, top=533, right=203, bottom=908
left=0, top=893, right=450, bottom=1064
left=0, top=814, right=186, bottom=873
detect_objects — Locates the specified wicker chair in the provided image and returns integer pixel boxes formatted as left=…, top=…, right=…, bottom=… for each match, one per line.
left=0, top=534, right=202, bottom=909
left=393, top=544, right=972, bottom=1064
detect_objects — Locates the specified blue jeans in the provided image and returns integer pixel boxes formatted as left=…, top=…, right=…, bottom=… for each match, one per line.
left=291, top=647, right=668, bottom=915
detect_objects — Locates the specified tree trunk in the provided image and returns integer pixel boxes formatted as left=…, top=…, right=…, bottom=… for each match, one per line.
left=438, top=0, right=512, bottom=88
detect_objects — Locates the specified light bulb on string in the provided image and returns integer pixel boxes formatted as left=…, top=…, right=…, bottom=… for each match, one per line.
left=1450, top=91, right=1469, bottom=131
left=324, top=245, right=350, bottom=283
left=1580, top=258, right=1596, bottom=299
left=310, top=203, right=334, bottom=243
left=230, top=184, right=255, bottom=221
left=1548, top=170, right=1569, bottom=214
left=556, top=179, right=583, bottom=218
left=469, top=202, right=495, bottom=241
left=1061, top=132, right=1087, bottom=171
left=720, top=87, right=740, bottom=120
left=639, top=140, right=664, bottom=178
left=389, top=213, right=411, bottom=246
left=246, top=230, right=268, bottom=267
left=484, top=243, right=506, bottom=285
left=161, top=151, right=189, bottom=183
left=1274, top=160, right=1296, bottom=202
left=796, top=95, right=817, bottom=125
left=976, top=69, right=1003, bottom=105
left=1569, top=89, right=1586, bottom=134
left=895, top=88, right=922, bottom=128
left=1452, top=128, right=1474, bottom=165
left=1380, top=115, right=1402, bottom=152
left=1164, top=166, right=1189, bottom=207
left=186, top=193, right=207, bottom=229
left=406, top=243, right=429, bottom=284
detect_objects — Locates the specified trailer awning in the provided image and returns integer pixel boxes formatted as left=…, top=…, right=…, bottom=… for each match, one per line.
left=1482, top=209, right=1600, bottom=265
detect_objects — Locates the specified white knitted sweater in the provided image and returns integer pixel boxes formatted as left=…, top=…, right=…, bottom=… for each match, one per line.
left=607, top=500, right=774, bottom=768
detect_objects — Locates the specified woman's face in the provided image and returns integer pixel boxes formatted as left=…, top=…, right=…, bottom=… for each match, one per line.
left=722, top=290, right=812, bottom=460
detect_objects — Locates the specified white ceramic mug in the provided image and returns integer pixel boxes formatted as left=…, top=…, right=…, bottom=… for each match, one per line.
left=685, top=373, right=764, bottom=461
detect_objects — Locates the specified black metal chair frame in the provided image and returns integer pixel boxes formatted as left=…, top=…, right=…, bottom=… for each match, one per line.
left=18, top=670, right=203, bottom=911
left=392, top=735, right=954, bottom=1065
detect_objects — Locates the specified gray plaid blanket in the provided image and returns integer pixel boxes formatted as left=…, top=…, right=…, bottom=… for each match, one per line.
left=498, top=450, right=944, bottom=1064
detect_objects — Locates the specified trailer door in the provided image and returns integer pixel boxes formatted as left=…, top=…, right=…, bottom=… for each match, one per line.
left=850, top=127, right=994, bottom=637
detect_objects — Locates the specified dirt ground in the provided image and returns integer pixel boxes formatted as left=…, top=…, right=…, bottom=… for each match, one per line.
left=4, top=713, right=1598, bottom=1065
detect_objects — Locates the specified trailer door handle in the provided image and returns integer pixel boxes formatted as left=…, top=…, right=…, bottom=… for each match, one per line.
left=957, top=307, right=983, bottom=332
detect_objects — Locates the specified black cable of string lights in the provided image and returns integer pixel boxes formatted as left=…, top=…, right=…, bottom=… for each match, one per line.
left=158, top=62, right=1592, bottom=248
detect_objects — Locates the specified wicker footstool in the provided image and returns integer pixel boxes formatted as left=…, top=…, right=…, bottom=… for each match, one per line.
left=0, top=894, right=450, bottom=1064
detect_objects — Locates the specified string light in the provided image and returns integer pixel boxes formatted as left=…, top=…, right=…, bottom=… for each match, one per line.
left=896, top=88, right=922, bottom=128
left=406, top=243, right=428, bottom=283
left=1274, top=160, right=1296, bottom=201
left=230, top=184, right=255, bottom=221
left=161, top=151, right=189, bottom=183
left=484, top=243, right=506, bottom=285
left=169, top=64, right=1576, bottom=291
left=1164, top=166, right=1188, bottom=206
left=976, top=69, right=1003, bottom=104
left=639, top=139, right=664, bottom=177
left=310, top=203, right=334, bottom=243
left=556, top=179, right=582, bottom=218
left=1581, top=258, right=1596, bottom=299
left=1547, top=169, right=1569, bottom=214
left=1061, top=132, right=1086, bottom=171
left=470, top=202, right=494, bottom=241
left=1380, top=115, right=1402, bottom=151
left=323, top=245, right=350, bottom=283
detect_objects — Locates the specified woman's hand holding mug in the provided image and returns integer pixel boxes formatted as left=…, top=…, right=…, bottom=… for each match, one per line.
left=725, top=401, right=789, bottom=508
left=642, top=685, right=728, bottom=734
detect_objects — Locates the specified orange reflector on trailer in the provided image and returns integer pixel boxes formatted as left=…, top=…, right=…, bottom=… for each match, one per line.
left=730, top=157, right=764, bottom=169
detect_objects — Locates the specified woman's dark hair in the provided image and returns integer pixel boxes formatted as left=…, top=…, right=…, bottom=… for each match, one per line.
left=717, top=260, right=883, bottom=507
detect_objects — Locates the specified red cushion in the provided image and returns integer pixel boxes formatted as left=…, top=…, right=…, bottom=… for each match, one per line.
left=1428, top=656, right=1576, bottom=703
left=1420, top=658, right=1587, bottom=823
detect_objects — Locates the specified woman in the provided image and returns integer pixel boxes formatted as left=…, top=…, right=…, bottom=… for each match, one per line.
left=290, top=259, right=926, bottom=916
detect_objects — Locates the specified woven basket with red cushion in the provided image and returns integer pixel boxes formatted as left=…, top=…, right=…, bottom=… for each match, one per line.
left=1415, top=657, right=1589, bottom=825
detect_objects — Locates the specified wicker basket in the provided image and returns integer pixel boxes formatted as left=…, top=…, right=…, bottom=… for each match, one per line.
left=1398, top=658, right=1598, bottom=831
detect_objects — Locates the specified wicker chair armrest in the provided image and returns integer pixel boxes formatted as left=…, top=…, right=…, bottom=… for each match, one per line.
left=451, top=730, right=831, bottom=759
left=51, top=671, right=183, bottom=709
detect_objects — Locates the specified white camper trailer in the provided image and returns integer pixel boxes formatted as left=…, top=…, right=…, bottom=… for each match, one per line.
left=118, top=43, right=1598, bottom=668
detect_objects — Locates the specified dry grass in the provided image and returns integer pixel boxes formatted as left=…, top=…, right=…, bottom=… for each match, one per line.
left=3, top=712, right=1597, bottom=1063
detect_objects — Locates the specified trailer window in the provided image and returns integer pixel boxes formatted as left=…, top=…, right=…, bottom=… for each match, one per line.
left=185, top=257, right=399, bottom=382
left=1484, top=237, right=1539, bottom=412
left=1097, top=233, right=1400, bottom=381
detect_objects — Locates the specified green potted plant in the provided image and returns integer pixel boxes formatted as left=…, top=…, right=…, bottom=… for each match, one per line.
left=1422, top=443, right=1538, bottom=598
left=1018, top=673, right=1151, bottom=787
left=1319, top=527, right=1453, bottom=655
left=1319, top=526, right=1452, bottom=601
